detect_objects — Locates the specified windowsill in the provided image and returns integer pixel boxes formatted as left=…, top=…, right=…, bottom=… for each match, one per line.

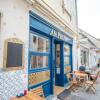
left=1, top=67, right=24, bottom=72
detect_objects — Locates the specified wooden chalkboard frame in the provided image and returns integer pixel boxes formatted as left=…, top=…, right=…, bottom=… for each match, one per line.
left=3, top=38, right=24, bottom=71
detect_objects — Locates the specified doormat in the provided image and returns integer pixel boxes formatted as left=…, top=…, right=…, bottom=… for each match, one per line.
left=57, top=89, right=87, bottom=100
left=57, top=89, right=71, bottom=100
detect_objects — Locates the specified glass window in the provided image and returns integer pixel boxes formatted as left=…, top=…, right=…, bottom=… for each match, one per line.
left=29, top=33, right=49, bottom=69
left=56, top=44, right=60, bottom=68
left=64, top=44, right=70, bottom=65
left=30, top=33, right=49, bottom=52
left=30, top=56, right=48, bottom=69
left=64, top=45, right=70, bottom=56
left=64, top=57, right=70, bottom=65
left=81, top=50, right=89, bottom=66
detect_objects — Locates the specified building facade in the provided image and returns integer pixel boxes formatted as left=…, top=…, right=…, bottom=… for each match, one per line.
left=97, top=50, right=100, bottom=67
left=78, top=29, right=100, bottom=69
left=0, top=0, right=78, bottom=99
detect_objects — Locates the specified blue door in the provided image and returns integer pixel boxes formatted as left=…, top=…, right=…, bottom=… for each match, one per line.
left=52, top=39, right=64, bottom=86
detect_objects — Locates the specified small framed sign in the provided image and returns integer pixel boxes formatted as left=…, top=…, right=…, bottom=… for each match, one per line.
left=3, top=38, right=24, bottom=71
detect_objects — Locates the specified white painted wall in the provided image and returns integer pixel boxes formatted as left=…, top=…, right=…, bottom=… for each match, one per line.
left=90, top=49, right=98, bottom=68
left=0, top=0, right=29, bottom=99
left=78, top=32, right=98, bottom=69
left=73, top=39, right=78, bottom=70
left=42, top=0, right=77, bottom=30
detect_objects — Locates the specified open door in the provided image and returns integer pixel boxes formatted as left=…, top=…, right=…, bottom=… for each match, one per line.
left=53, top=40, right=64, bottom=86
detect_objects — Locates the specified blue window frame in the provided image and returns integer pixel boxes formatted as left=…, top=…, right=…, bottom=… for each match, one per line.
left=29, top=32, right=50, bottom=71
left=64, top=43, right=72, bottom=73
left=64, top=44, right=71, bottom=66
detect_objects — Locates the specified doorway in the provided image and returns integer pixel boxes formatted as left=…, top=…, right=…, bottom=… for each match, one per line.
left=52, top=39, right=64, bottom=86
left=53, top=43, right=61, bottom=84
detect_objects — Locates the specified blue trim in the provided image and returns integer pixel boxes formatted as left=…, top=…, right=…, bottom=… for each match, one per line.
left=70, top=45, right=73, bottom=72
left=30, top=52, right=49, bottom=56
left=29, top=68, right=50, bottom=74
left=61, top=42, right=64, bottom=86
left=49, top=37, right=54, bottom=94
left=28, top=80, right=50, bottom=90
left=64, top=55, right=70, bottom=57
left=64, top=64, right=71, bottom=67
left=29, top=11, right=73, bottom=45
left=43, top=82, right=51, bottom=97
left=28, top=11, right=74, bottom=96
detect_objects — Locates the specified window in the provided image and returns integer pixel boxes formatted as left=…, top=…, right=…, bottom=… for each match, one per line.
left=30, top=56, right=48, bottom=69
left=63, top=0, right=71, bottom=12
left=64, top=45, right=70, bottom=56
left=30, top=33, right=49, bottom=69
left=81, top=50, right=89, bottom=66
left=30, top=33, right=49, bottom=52
left=62, top=0, right=71, bottom=21
left=64, top=45, right=70, bottom=65
left=56, top=44, right=60, bottom=68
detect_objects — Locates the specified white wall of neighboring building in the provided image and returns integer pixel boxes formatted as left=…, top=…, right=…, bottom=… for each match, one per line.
left=97, top=52, right=100, bottom=67
left=90, top=49, right=98, bottom=68
left=78, top=29, right=99, bottom=69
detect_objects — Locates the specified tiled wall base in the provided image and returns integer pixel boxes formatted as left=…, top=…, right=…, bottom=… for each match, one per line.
left=0, top=70, right=28, bottom=100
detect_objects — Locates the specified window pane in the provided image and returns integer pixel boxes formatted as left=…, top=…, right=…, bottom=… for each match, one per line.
left=30, top=56, right=48, bottom=69
left=30, top=33, right=49, bottom=52
left=64, top=57, right=70, bottom=65
left=64, top=45, right=70, bottom=56
left=30, top=56, right=38, bottom=68
left=56, top=44, right=60, bottom=68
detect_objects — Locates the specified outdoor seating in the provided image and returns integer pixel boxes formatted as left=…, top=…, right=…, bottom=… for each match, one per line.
left=67, top=73, right=79, bottom=91
left=85, top=70, right=100, bottom=94
left=74, top=70, right=89, bottom=87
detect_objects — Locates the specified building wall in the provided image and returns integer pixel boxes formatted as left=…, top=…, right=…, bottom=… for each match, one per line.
left=0, top=0, right=29, bottom=100
left=90, top=49, right=98, bottom=68
left=97, top=52, right=100, bottom=67
left=0, top=0, right=78, bottom=99
left=78, top=30, right=98, bottom=69
left=40, top=0, right=77, bottom=30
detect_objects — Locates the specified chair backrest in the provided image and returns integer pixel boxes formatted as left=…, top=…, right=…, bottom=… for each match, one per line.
left=93, top=70, right=100, bottom=83
left=30, top=86, right=44, bottom=97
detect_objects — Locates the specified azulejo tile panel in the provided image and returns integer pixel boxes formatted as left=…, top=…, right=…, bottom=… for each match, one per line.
left=0, top=44, right=28, bottom=100
left=0, top=70, right=28, bottom=100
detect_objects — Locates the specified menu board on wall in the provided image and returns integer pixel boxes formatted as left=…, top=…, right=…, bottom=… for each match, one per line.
left=6, top=42, right=23, bottom=68
left=3, top=38, right=24, bottom=70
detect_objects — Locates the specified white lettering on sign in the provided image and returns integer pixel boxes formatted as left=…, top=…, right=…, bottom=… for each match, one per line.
left=50, top=29, right=67, bottom=41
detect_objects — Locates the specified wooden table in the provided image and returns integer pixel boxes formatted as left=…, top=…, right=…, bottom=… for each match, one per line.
left=75, top=72, right=88, bottom=77
left=10, top=92, right=45, bottom=100
left=74, top=71, right=88, bottom=80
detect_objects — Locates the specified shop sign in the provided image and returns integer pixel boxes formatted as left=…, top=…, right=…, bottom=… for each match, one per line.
left=50, top=29, right=69, bottom=41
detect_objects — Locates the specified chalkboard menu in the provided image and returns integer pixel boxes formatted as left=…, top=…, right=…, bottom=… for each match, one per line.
left=6, top=42, right=23, bottom=68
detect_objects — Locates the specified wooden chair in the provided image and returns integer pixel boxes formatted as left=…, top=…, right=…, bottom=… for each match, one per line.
left=67, top=73, right=78, bottom=91
left=85, top=70, right=100, bottom=94
left=30, top=86, right=45, bottom=98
